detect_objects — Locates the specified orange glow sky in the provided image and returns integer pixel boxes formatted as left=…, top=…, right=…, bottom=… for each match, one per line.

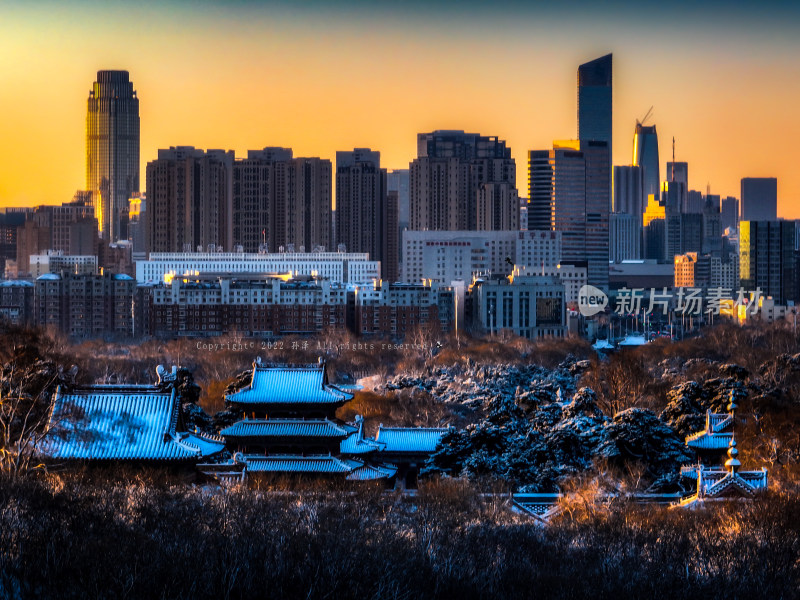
left=2, top=1, right=800, bottom=216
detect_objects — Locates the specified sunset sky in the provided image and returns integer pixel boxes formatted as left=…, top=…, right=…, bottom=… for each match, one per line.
left=2, top=0, right=800, bottom=215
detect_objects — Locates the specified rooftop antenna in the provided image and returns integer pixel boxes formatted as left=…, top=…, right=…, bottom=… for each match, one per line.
left=671, top=137, right=675, bottom=183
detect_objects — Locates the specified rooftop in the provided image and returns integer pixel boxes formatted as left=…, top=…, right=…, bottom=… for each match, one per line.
left=41, top=385, right=224, bottom=461
left=375, top=426, right=448, bottom=454
left=225, top=360, right=352, bottom=406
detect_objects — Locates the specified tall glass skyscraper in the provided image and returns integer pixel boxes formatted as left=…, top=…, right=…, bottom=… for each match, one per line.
left=632, top=123, right=660, bottom=202
left=577, top=54, right=612, bottom=147
left=86, top=70, right=140, bottom=242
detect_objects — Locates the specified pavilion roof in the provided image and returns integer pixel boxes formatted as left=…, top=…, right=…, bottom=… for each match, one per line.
left=226, top=362, right=352, bottom=406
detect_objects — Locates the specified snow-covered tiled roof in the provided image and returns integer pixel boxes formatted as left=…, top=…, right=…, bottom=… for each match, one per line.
left=375, top=427, right=448, bottom=454
left=346, top=461, right=398, bottom=481
left=686, top=432, right=733, bottom=450
left=240, top=455, right=355, bottom=474
left=226, top=362, right=352, bottom=406
left=686, top=411, right=735, bottom=449
left=0, top=280, right=34, bottom=287
left=220, top=419, right=350, bottom=439
left=41, top=385, right=224, bottom=461
left=340, top=430, right=384, bottom=454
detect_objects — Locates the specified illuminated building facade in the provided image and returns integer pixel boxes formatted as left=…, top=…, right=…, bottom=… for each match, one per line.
left=633, top=123, right=660, bottom=202
left=739, top=220, right=796, bottom=304
left=86, top=70, right=140, bottom=242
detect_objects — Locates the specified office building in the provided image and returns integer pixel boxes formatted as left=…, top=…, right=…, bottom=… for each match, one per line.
left=86, top=71, right=140, bottom=242
left=632, top=123, right=660, bottom=202
left=529, top=140, right=609, bottom=290
left=145, top=147, right=234, bottom=254
left=146, top=274, right=347, bottom=338
left=471, top=270, right=566, bottom=339
left=741, top=178, right=778, bottom=221
left=409, top=130, right=517, bottom=231
left=720, top=197, right=739, bottom=232
left=402, top=230, right=561, bottom=284
left=577, top=54, right=612, bottom=147
left=610, top=213, right=641, bottom=261
left=739, top=220, right=796, bottom=305
left=613, top=165, right=644, bottom=217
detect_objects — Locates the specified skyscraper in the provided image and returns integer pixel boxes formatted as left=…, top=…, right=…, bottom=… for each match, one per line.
left=741, top=178, right=778, bottom=221
left=336, top=149, right=397, bottom=281
left=409, top=130, right=517, bottom=231
left=528, top=140, right=609, bottom=290
left=577, top=54, right=612, bottom=147
left=740, top=220, right=796, bottom=304
left=86, top=70, right=140, bottom=242
left=613, top=165, right=644, bottom=216
left=632, top=123, right=660, bottom=202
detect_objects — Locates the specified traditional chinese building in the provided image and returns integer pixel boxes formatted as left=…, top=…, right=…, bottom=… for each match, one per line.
left=200, top=360, right=445, bottom=486
left=40, top=366, right=225, bottom=463
left=679, top=393, right=767, bottom=507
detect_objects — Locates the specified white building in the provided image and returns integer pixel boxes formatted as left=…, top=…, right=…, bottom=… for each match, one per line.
left=403, top=230, right=561, bottom=283
left=30, top=252, right=98, bottom=278
left=136, top=252, right=380, bottom=284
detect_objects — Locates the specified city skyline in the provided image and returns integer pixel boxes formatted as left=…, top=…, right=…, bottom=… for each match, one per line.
left=3, top=1, right=800, bottom=215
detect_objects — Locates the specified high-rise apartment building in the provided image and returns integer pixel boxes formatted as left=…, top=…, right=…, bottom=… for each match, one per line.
left=409, top=130, right=517, bottom=231
left=86, top=71, right=140, bottom=242
left=741, top=178, right=778, bottom=221
left=231, top=148, right=332, bottom=254
left=336, top=149, right=397, bottom=281
left=739, top=220, right=796, bottom=304
left=145, top=147, right=234, bottom=254
left=633, top=123, right=660, bottom=202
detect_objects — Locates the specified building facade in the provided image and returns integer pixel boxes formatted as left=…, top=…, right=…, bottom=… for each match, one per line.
left=471, top=271, right=566, bottom=339
left=740, top=178, right=778, bottom=222
left=136, top=251, right=380, bottom=284
left=145, top=146, right=235, bottom=254
left=336, top=149, right=398, bottom=281
left=528, top=140, right=609, bottom=290
left=86, top=70, right=140, bottom=242
left=34, top=271, right=136, bottom=339
left=739, top=220, right=796, bottom=304
left=409, top=130, right=518, bottom=231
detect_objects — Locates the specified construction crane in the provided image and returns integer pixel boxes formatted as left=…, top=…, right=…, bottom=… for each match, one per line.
left=637, top=106, right=654, bottom=126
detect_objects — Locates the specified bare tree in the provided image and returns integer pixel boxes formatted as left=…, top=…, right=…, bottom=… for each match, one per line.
left=0, top=363, right=60, bottom=476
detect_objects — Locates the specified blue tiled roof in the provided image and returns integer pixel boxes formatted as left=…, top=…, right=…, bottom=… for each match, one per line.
left=41, top=385, right=224, bottom=461
left=346, top=461, right=398, bottom=481
left=226, top=363, right=352, bottom=405
left=241, top=455, right=354, bottom=474
left=340, top=430, right=384, bottom=454
left=221, top=419, right=350, bottom=439
left=375, top=427, right=448, bottom=453
left=686, top=432, right=732, bottom=450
